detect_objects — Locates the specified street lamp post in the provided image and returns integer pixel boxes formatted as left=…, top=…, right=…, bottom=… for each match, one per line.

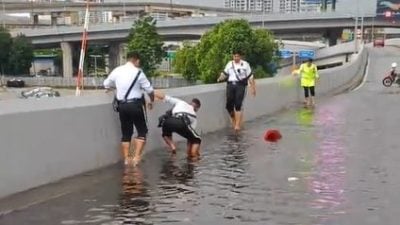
left=361, top=15, right=364, bottom=44
left=90, top=55, right=102, bottom=77
left=1, top=0, right=5, bottom=28
left=90, top=54, right=102, bottom=89
left=262, top=0, right=265, bottom=28
left=372, top=15, right=375, bottom=42
left=354, top=16, right=358, bottom=54
left=123, top=0, right=126, bottom=19
left=354, top=0, right=362, bottom=53
left=170, top=0, right=173, bottom=18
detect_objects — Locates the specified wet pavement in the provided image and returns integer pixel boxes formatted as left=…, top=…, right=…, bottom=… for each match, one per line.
left=1, top=47, right=400, bottom=225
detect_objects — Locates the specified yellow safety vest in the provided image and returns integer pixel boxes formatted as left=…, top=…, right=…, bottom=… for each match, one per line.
left=299, top=63, right=319, bottom=87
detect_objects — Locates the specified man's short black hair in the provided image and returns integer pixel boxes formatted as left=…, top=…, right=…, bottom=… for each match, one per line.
left=232, top=49, right=243, bottom=55
left=307, top=58, right=313, bottom=63
left=191, top=98, right=201, bottom=108
left=127, top=51, right=141, bottom=60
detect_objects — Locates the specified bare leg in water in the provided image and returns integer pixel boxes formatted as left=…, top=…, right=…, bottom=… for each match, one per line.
left=132, top=138, right=146, bottom=166
left=234, top=111, right=243, bottom=133
left=121, top=142, right=131, bottom=165
left=187, top=142, right=200, bottom=159
left=163, top=136, right=177, bottom=154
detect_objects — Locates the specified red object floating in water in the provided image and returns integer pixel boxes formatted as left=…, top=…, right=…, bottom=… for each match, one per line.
left=264, top=129, right=282, bottom=142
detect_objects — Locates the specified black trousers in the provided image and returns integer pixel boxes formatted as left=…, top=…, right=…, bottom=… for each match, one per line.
left=303, top=86, right=315, bottom=98
left=226, top=82, right=246, bottom=116
left=162, top=117, right=201, bottom=144
left=118, top=101, right=147, bottom=142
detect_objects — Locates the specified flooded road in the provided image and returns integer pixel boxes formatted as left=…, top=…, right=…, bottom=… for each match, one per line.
left=1, top=47, right=400, bottom=225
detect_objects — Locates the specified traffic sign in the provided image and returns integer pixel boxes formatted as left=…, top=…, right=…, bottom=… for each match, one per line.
left=279, top=49, right=293, bottom=59
left=298, top=50, right=315, bottom=59
left=166, top=51, right=176, bottom=59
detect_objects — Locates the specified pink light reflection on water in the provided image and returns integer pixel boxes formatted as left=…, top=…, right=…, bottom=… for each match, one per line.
left=308, top=102, right=348, bottom=224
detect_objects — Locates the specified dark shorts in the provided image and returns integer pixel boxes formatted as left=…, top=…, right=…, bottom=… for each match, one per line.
left=162, top=117, right=201, bottom=144
left=303, top=86, right=315, bottom=98
left=118, top=101, right=147, bottom=142
left=226, top=82, right=247, bottom=114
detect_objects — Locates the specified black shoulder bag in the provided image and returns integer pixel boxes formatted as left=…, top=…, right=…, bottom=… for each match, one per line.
left=157, top=108, right=173, bottom=127
left=112, top=70, right=141, bottom=112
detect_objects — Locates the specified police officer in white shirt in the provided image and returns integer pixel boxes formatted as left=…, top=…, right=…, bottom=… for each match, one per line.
left=217, top=50, right=256, bottom=133
left=154, top=90, right=201, bottom=158
left=104, top=51, right=155, bottom=166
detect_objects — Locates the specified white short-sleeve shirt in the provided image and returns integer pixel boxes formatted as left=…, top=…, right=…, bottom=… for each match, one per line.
left=103, top=62, right=154, bottom=100
left=164, top=95, right=197, bottom=129
left=223, top=60, right=252, bottom=82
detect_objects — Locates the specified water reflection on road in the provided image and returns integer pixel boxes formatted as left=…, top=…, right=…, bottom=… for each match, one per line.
left=75, top=102, right=350, bottom=225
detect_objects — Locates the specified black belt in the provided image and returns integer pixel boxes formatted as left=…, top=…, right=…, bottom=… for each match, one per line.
left=173, top=112, right=196, bottom=118
left=118, top=98, right=143, bottom=104
left=227, top=81, right=245, bottom=85
left=173, top=113, right=186, bottom=118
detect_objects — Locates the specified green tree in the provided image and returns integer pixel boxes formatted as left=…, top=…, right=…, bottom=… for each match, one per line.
left=248, top=29, right=278, bottom=78
left=192, top=19, right=278, bottom=83
left=173, top=41, right=199, bottom=81
left=167, top=19, right=278, bottom=83
left=127, top=16, right=165, bottom=77
left=196, top=19, right=255, bottom=83
left=86, top=45, right=107, bottom=76
left=0, top=27, right=12, bottom=75
left=8, top=34, right=34, bottom=75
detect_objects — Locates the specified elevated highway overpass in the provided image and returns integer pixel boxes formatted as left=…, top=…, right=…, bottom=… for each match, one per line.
left=10, top=13, right=399, bottom=78
left=1, top=1, right=251, bottom=14
left=12, top=13, right=398, bottom=48
left=2, top=1, right=252, bottom=26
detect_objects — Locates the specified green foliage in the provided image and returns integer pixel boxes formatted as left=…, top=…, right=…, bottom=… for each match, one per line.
left=127, top=16, right=165, bottom=77
left=173, top=41, right=199, bottom=81
left=7, top=34, right=33, bottom=75
left=0, top=27, right=12, bottom=74
left=86, top=45, right=107, bottom=76
left=174, top=19, right=279, bottom=83
left=34, top=49, right=59, bottom=56
left=252, top=65, right=268, bottom=79
left=248, top=29, right=278, bottom=77
left=196, top=19, right=254, bottom=83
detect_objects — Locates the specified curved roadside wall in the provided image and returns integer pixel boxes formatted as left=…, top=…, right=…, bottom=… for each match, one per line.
left=0, top=46, right=367, bottom=199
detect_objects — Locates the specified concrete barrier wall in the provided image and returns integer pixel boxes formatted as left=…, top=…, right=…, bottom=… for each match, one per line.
left=0, top=46, right=367, bottom=200
left=1, top=76, right=197, bottom=89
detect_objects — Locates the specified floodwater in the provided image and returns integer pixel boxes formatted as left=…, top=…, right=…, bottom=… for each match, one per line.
left=0, top=103, right=349, bottom=225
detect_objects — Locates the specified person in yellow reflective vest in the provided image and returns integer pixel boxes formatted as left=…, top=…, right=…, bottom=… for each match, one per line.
left=292, top=58, right=319, bottom=107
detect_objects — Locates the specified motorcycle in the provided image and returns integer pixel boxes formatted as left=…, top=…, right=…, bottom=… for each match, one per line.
left=382, top=72, right=400, bottom=87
